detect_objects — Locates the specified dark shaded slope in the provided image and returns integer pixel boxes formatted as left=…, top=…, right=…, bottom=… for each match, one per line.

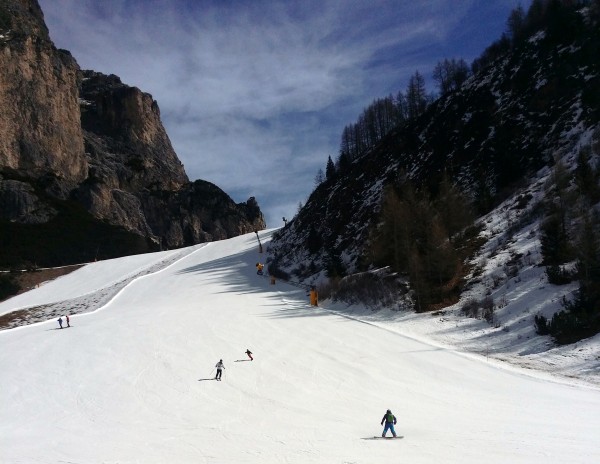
left=269, top=6, right=600, bottom=282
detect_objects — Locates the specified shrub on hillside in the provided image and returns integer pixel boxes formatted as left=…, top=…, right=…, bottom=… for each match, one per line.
left=481, top=296, right=495, bottom=324
left=460, top=298, right=480, bottom=318
left=538, top=286, right=600, bottom=345
left=319, top=269, right=406, bottom=309
left=266, top=260, right=290, bottom=281
left=546, top=265, right=576, bottom=285
left=534, top=314, right=550, bottom=335
left=546, top=309, right=596, bottom=345
left=461, top=296, right=496, bottom=324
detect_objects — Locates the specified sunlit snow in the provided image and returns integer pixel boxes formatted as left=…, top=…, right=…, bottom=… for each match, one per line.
left=1, top=231, right=599, bottom=463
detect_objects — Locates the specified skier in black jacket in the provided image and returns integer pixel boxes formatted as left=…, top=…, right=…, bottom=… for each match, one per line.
left=215, top=359, right=225, bottom=380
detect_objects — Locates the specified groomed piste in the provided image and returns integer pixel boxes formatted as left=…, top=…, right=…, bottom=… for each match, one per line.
left=1, top=231, right=599, bottom=463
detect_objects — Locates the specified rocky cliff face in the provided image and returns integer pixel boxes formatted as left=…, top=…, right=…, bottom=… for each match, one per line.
left=75, top=70, right=189, bottom=240
left=75, top=70, right=265, bottom=247
left=80, top=71, right=188, bottom=192
left=0, top=0, right=265, bottom=267
left=0, top=0, right=86, bottom=195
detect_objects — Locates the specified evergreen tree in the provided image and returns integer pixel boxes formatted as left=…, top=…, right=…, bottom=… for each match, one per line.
left=524, top=0, right=547, bottom=34
left=325, top=247, right=346, bottom=278
left=325, top=156, right=336, bottom=181
left=540, top=205, right=571, bottom=266
left=306, top=224, right=322, bottom=254
left=337, top=150, right=351, bottom=172
left=434, top=175, right=474, bottom=241
left=550, top=213, right=600, bottom=344
left=576, top=212, right=600, bottom=287
left=574, top=147, right=600, bottom=204
left=591, top=0, right=600, bottom=25
left=473, top=175, right=494, bottom=214
left=507, top=5, right=526, bottom=42
left=541, top=160, right=574, bottom=266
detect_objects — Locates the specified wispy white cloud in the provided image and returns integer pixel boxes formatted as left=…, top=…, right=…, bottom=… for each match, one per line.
left=38, top=0, right=526, bottom=226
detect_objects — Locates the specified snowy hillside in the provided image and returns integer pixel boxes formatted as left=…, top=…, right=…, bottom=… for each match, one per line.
left=264, top=2, right=600, bottom=380
left=325, top=166, right=600, bottom=388
left=1, top=231, right=599, bottom=463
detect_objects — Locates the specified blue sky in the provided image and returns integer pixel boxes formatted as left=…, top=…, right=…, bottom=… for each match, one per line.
left=38, top=0, right=529, bottom=227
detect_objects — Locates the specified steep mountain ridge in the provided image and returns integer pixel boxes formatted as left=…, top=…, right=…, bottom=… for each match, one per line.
left=0, top=0, right=265, bottom=269
left=268, top=3, right=600, bottom=287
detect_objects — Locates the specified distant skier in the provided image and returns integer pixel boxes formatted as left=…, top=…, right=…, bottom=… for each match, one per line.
left=215, top=359, right=225, bottom=380
left=256, top=262, right=264, bottom=275
left=66, top=315, right=70, bottom=328
left=245, top=349, right=253, bottom=361
left=380, top=409, right=397, bottom=437
left=57, top=317, right=63, bottom=329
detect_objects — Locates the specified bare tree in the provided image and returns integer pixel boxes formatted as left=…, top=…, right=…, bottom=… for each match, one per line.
left=338, top=94, right=409, bottom=161
left=406, top=71, right=428, bottom=119
left=314, top=168, right=325, bottom=186
left=433, top=58, right=470, bottom=95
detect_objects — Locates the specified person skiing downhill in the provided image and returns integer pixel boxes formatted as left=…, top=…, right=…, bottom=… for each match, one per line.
left=381, top=409, right=397, bottom=437
left=215, top=359, right=225, bottom=380
left=245, top=349, right=253, bottom=361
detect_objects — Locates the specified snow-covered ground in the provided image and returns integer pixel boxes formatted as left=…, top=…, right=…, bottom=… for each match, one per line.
left=0, top=246, right=201, bottom=320
left=1, top=231, right=599, bottom=463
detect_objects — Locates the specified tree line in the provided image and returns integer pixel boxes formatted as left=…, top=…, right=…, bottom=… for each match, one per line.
left=333, top=61, right=470, bottom=170
left=473, top=0, right=599, bottom=74
left=318, top=0, right=600, bottom=184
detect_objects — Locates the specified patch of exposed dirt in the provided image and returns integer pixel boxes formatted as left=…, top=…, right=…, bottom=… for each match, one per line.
left=11, top=265, right=84, bottom=297
left=0, top=265, right=83, bottom=329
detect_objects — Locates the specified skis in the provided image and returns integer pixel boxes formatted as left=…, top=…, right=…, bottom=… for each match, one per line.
left=362, top=436, right=404, bottom=440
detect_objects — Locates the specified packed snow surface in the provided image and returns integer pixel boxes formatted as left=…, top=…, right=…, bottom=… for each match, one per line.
left=1, top=231, right=599, bottom=463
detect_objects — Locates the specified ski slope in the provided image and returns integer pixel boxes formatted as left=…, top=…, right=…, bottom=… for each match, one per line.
left=1, top=232, right=599, bottom=463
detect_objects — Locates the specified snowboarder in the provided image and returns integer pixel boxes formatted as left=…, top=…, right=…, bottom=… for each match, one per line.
left=215, top=359, right=225, bottom=380
left=66, top=315, right=70, bottom=328
left=245, top=349, right=253, bottom=361
left=57, top=317, right=63, bottom=329
left=380, top=409, right=397, bottom=437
